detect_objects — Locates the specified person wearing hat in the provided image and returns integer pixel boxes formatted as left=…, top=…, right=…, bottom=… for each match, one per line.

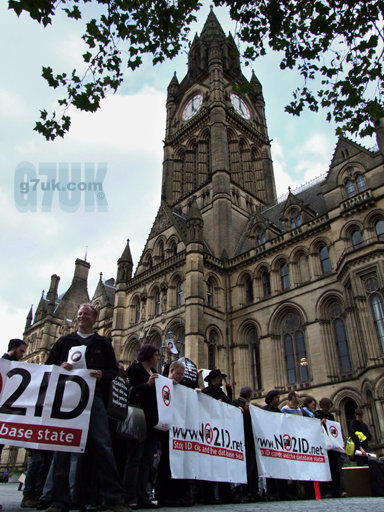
left=262, top=390, right=281, bottom=413
left=200, top=369, right=233, bottom=504
left=2, top=338, right=27, bottom=361
left=201, top=369, right=232, bottom=404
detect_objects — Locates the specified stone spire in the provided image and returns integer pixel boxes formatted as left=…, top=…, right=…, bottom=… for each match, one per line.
left=117, top=239, right=134, bottom=283
left=25, top=305, right=33, bottom=329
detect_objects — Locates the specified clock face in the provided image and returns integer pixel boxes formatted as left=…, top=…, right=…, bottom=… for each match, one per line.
left=230, top=93, right=251, bottom=120
left=182, top=93, right=203, bottom=121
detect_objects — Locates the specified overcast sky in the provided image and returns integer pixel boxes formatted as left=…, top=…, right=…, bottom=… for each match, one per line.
left=0, top=1, right=376, bottom=355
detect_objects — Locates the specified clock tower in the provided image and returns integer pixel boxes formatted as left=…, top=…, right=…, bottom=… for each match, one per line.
left=161, top=9, right=276, bottom=258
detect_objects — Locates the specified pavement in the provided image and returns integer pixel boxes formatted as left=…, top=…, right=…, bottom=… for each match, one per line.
left=2, top=484, right=384, bottom=512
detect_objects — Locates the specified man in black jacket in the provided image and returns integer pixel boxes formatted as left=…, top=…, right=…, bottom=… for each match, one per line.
left=200, top=369, right=233, bottom=503
left=45, top=304, right=131, bottom=512
left=201, top=369, right=232, bottom=403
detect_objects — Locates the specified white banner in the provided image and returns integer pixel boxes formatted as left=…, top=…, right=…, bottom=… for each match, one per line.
left=0, top=359, right=96, bottom=452
left=155, top=375, right=174, bottom=431
left=322, top=419, right=345, bottom=453
left=250, top=406, right=331, bottom=481
left=169, top=385, right=246, bottom=483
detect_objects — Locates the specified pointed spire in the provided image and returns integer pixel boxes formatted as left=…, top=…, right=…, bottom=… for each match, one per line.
left=119, top=239, right=133, bottom=264
left=200, top=9, right=226, bottom=43
left=168, top=72, right=179, bottom=88
left=167, top=72, right=179, bottom=98
left=46, top=274, right=60, bottom=305
left=25, top=305, right=33, bottom=330
left=117, top=239, right=134, bottom=284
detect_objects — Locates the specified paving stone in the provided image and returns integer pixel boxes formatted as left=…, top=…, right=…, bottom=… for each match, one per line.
left=2, top=483, right=384, bottom=512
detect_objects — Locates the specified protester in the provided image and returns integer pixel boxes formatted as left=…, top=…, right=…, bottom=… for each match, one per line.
left=349, top=408, right=372, bottom=466
left=315, top=397, right=347, bottom=498
left=155, top=361, right=191, bottom=507
left=233, top=387, right=259, bottom=502
left=124, top=344, right=160, bottom=510
left=2, top=338, right=27, bottom=360
left=262, top=390, right=281, bottom=413
left=301, top=396, right=316, bottom=418
left=262, top=390, right=289, bottom=501
left=1, top=340, right=43, bottom=510
left=201, top=369, right=232, bottom=403
left=281, top=391, right=302, bottom=415
left=200, top=369, right=233, bottom=504
left=44, top=303, right=130, bottom=512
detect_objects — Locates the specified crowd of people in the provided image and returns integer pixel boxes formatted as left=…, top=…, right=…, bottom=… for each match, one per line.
left=0, top=304, right=378, bottom=511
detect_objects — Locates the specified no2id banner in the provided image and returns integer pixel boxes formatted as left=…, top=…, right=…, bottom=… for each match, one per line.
left=0, top=359, right=96, bottom=452
left=169, top=385, right=246, bottom=483
left=250, top=406, right=331, bottom=481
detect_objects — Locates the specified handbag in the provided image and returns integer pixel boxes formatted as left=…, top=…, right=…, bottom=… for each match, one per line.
left=345, top=436, right=355, bottom=456
left=116, top=389, right=147, bottom=443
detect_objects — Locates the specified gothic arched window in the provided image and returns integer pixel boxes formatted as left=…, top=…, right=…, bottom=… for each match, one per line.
left=282, top=314, right=308, bottom=384
left=176, top=280, right=183, bottom=306
left=206, top=278, right=214, bottom=306
left=245, top=276, right=254, bottom=303
left=135, top=298, right=141, bottom=323
left=262, top=270, right=271, bottom=297
left=290, top=209, right=302, bottom=229
left=351, top=229, right=363, bottom=249
left=345, top=179, right=355, bottom=198
left=247, top=328, right=261, bottom=390
left=154, top=289, right=161, bottom=315
left=333, top=318, right=352, bottom=373
left=375, top=220, right=384, bottom=241
left=158, top=241, right=165, bottom=262
left=370, top=293, right=384, bottom=352
left=356, top=174, right=366, bottom=193
left=280, top=262, right=290, bottom=290
left=319, top=245, right=331, bottom=274
left=170, top=240, right=177, bottom=256
left=257, top=228, right=266, bottom=245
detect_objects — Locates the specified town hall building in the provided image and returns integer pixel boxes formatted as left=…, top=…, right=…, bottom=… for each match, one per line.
left=23, top=11, right=384, bottom=453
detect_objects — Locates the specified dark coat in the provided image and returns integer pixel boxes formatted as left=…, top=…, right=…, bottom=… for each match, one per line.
left=126, top=362, right=158, bottom=428
left=201, top=384, right=232, bottom=404
left=314, top=409, right=335, bottom=421
left=262, top=404, right=281, bottom=413
left=349, top=419, right=372, bottom=451
left=45, top=331, right=117, bottom=403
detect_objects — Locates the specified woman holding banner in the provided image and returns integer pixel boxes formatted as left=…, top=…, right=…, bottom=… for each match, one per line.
left=123, top=344, right=160, bottom=510
left=155, top=361, right=190, bottom=507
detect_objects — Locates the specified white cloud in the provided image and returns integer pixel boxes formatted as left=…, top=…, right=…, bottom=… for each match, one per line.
left=0, top=89, right=31, bottom=119
left=67, top=88, right=166, bottom=154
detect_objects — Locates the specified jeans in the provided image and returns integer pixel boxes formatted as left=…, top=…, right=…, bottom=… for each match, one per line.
left=24, top=450, right=52, bottom=497
left=51, top=395, right=125, bottom=511
left=123, top=430, right=157, bottom=505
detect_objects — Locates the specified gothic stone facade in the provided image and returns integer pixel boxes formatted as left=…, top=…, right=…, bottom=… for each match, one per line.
left=112, top=13, right=384, bottom=450
left=24, top=13, right=384, bottom=452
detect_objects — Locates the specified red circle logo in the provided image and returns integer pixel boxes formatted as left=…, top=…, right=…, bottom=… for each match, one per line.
left=71, top=351, right=82, bottom=362
left=283, top=434, right=292, bottom=451
left=204, top=423, right=213, bottom=444
left=162, top=385, right=170, bottom=406
left=329, top=425, right=338, bottom=438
